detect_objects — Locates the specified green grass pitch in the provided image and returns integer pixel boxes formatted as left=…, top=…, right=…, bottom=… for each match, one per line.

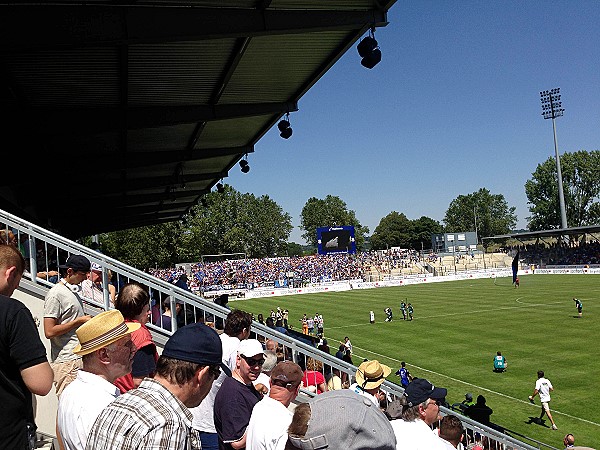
left=233, top=275, right=599, bottom=448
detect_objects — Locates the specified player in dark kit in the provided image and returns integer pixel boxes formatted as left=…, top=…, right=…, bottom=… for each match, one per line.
left=407, top=303, right=414, bottom=321
left=573, top=298, right=582, bottom=318
left=395, top=361, right=412, bottom=388
left=400, top=301, right=407, bottom=320
left=384, top=307, right=393, bottom=322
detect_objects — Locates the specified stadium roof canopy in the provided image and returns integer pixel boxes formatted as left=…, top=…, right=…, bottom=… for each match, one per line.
left=482, top=225, right=600, bottom=243
left=0, top=0, right=396, bottom=239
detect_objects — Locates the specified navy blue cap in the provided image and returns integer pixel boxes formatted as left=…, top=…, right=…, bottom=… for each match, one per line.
left=162, top=323, right=230, bottom=376
left=59, top=254, right=91, bottom=271
left=404, top=378, right=447, bottom=406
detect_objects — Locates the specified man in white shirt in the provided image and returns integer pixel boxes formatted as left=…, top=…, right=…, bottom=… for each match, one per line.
left=246, top=361, right=303, bottom=450
left=389, top=378, right=448, bottom=450
left=529, top=370, right=557, bottom=430
left=343, top=336, right=352, bottom=354
left=57, top=310, right=139, bottom=450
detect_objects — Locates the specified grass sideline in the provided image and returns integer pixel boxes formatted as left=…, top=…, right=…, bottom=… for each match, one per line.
left=232, top=274, right=599, bottom=448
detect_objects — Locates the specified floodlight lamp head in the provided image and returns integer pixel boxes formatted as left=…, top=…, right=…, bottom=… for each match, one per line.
left=280, top=127, right=292, bottom=139
left=241, top=164, right=250, bottom=173
left=216, top=183, right=225, bottom=193
left=361, top=48, right=382, bottom=69
left=357, top=36, right=378, bottom=58
left=358, top=28, right=381, bottom=69
left=278, top=119, right=290, bottom=132
left=278, top=114, right=293, bottom=139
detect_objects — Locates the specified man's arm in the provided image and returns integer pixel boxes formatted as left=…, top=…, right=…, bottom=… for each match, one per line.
left=44, top=315, right=91, bottom=339
left=21, top=361, right=54, bottom=395
left=530, top=388, right=539, bottom=398
left=229, top=432, right=247, bottom=450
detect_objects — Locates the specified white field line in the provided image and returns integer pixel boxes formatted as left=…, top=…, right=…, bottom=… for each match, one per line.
left=325, top=298, right=599, bottom=427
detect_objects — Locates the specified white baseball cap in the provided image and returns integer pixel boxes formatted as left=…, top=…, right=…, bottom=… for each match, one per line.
left=238, top=339, right=265, bottom=358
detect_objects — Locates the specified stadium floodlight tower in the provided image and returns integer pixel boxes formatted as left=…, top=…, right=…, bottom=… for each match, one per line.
left=540, top=88, right=568, bottom=232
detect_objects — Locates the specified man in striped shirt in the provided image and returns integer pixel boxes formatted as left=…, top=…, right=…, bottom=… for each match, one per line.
left=86, top=323, right=226, bottom=450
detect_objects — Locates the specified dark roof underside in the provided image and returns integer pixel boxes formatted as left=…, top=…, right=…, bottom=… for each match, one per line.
left=0, top=1, right=395, bottom=238
left=483, top=225, right=600, bottom=242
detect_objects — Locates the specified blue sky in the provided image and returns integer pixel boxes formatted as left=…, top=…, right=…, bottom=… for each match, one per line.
left=227, top=1, right=600, bottom=244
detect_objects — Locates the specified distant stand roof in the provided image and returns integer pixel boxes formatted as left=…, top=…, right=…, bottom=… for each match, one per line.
left=483, top=225, right=600, bottom=242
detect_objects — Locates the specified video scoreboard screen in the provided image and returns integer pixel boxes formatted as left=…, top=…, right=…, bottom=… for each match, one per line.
left=317, top=226, right=356, bottom=255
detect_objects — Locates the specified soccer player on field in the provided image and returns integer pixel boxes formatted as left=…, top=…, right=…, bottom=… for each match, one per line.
left=529, top=370, right=558, bottom=430
left=573, top=298, right=582, bottom=318
left=400, top=301, right=407, bottom=320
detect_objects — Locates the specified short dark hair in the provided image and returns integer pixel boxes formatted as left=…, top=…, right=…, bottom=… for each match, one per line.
left=0, top=244, right=25, bottom=275
left=439, top=414, right=464, bottom=443
left=114, top=282, right=150, bottom=319
left=223, top=309, right=252, bottom=336
left=537, top=370, right=544, bottom=378
left=156, top=355, right=203, bottom=384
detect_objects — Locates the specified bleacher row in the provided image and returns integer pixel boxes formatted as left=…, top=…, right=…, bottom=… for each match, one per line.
left=1, top=207, right=550, bottom=450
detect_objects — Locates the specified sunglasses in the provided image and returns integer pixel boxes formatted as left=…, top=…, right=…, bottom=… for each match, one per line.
left=242, top=355, right=265, bottom=367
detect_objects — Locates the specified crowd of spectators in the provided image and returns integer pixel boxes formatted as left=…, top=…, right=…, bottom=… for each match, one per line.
left=149, top=253, right=370, bottom=292
left=148, top=250, right=438, bottom=293
left=513, top=240, right=600, bottom=266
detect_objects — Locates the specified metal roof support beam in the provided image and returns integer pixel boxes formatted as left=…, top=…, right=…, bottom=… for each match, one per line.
left=33, top=102, right=299, bottom=136
left=0, top=7, right=390, bottom=51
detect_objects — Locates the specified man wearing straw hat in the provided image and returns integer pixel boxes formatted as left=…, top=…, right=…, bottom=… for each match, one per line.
left=87, top=323, right=226, bottom=450
left=57, top=309, right=140, bottom=450
left=350, top=359, right=391, bottom=408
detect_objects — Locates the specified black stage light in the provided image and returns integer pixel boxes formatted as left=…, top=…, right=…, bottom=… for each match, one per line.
left=357, top=32, right=381, bottom=69
left=361, top=48, right=382, bottom=69
left=278, top=120, right=290, bottom=132
left=357, top=36, right=377, bottom=57
left=239, top=159, right=250, bottom=173
left=280, top=127, right=292, bottom=139
left=278, top=117, right=293, bottom=139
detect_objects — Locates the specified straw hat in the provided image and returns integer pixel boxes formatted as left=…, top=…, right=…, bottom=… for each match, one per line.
left=355, top=360, right=391, bottom=390
left=73, top=309, right=140, bottom=356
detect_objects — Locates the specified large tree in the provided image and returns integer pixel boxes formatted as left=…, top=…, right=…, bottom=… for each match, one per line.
left=98, top=185, right=292, bottom=267
left=182, top=185, right=292, bottom=259
left=300, top=195, right=369, bottom=250
left=409, top=216, right=444, bottom=250
left=99, top=221, right=183, bottom=269
left=525, top=150, right=600, bottom=230
left=369, top=212, right=412, bottom=250
left=444, top=188, right=517, bottom=239
left=370, top=213, right=442, bottom=250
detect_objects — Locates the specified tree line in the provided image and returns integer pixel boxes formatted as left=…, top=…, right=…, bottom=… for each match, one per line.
left=94, top=150, right=600, bottom=268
